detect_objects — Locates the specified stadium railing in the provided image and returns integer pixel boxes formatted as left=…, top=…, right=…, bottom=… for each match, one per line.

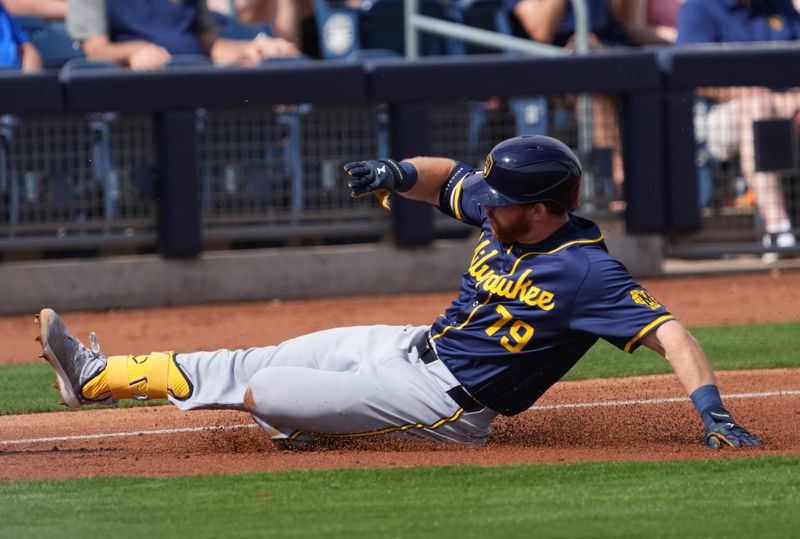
left=1, top=42, right=799, bottom=260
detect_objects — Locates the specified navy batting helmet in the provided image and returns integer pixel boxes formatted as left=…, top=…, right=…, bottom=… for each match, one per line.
left=469, top=135, right=582, bottom=211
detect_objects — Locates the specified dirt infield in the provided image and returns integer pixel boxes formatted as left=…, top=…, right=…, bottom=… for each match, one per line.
left=1, top=270, right=799, bottom=480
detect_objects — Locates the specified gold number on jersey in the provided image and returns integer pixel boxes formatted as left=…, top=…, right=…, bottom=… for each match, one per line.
left=484, top=305, right=534, bottom=353
left=485, top=304, right=513, bottom=336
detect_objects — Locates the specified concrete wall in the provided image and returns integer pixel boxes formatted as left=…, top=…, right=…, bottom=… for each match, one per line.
left=0, top=233, right=662, bottom=315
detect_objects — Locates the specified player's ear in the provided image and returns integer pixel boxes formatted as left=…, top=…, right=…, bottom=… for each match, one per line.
left=528, top=203, right=548, bottom=220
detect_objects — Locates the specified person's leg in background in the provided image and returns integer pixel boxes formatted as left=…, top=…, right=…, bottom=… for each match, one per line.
left=737, top=88, right=799, bottom=261
left=592, top=94, right=625, bottom=210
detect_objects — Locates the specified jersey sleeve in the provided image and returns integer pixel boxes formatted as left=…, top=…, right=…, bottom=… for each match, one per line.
left=569, top=253, right=674, bottom=353
left=437, top=162, right=484, bottom=227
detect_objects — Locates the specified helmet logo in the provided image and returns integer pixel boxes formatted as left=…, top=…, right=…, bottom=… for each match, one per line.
left=483, top=153, right=493, bottom=178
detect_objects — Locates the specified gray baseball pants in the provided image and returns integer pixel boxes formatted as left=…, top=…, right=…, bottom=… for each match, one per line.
left=169, top=325, right=497, bottom=445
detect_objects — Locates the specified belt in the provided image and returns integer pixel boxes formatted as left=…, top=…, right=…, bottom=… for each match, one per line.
left=419, top=333, right=484, bottom=414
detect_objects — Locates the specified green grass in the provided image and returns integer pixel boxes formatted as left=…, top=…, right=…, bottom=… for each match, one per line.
left=2, top=322, right=798, bottom=415
left=0, top=363, right=166, bottom=415
left=1, top=457, right=798, bottom=539
left=564, top=321, right=800, bottom=380
left=3, top=324, right=799, bottom=538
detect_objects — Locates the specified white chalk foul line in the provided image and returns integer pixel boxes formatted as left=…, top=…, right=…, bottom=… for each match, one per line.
left=1, top=423, right=258, bottom=446
left=527, top=389, right=800, bottom=411
left=2, top=389, right=799, bottom=447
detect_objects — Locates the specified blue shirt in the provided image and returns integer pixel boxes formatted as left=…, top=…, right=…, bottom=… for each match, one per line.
left=432, top=164, right=674, bottom=415
left=503, top=0, right=629, bottom=47
left=677, top=0, right=800, bottom=43
left=0, top=3, right=28, bottom=69
left=106, top=0, right=206, bottom=55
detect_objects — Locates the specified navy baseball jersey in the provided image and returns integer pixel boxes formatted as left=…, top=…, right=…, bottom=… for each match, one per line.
left=432, top=164, right=675, bottom=416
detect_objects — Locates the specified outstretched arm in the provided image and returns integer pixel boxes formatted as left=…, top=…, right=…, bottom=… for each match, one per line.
left=641, top=320, right=716, bottom=393
left=343, top=157, right=456, bottom=210
left=642, top=320, right=761, bottom=448
left=396, top=157, right=458, bottom=205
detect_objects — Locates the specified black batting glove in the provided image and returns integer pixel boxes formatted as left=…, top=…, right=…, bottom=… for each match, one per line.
left=702, top=406, right=762, bottom=449
left=343, top=159, right=408, bottom=211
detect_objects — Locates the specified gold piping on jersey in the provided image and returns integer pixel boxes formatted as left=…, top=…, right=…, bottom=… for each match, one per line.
left=286, top=408, right=465, bottom=440
left=449, top=175, right=470, bottom=221
left=432, top=293, right=495, bottom=340
left=623, top=314, right=675, bottom=353
left=507, top=234, right=605, bottom=275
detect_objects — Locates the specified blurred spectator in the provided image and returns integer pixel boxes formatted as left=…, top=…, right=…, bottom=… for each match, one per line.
left=504, top=0, right=628, bottom=209
left=0, top=0, right=42, bottom=71
left=206, top=0, right=319, bottom=57
left=505, top=0, right=630, bottom=49
left=66, top=0, right=299, bottom=71
left=677, top=0, right=800, bottom=261
left=613, top=0, right=683, bottom=45
left=4, top=0, right=66, bottom=19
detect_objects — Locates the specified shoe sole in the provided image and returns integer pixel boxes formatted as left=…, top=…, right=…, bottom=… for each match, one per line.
left=38, top=308, right=81, bottom=409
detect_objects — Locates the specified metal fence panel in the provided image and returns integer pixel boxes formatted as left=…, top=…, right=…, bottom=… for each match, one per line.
left=0, top=113, right=156, bottom=252
left=198, top=104, right=393, bottom=244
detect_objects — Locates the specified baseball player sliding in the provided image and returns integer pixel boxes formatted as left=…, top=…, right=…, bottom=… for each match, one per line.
left=37, top=135, right=759, bottom=448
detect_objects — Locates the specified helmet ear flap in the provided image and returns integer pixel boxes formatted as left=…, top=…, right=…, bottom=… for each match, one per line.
left=566, top=177, right=581, bottom=212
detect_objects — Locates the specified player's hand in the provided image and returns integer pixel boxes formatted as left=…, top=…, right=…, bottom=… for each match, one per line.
left=343, top=159, right=406, bottom=211
left=703, top=407, right=762, bottom=448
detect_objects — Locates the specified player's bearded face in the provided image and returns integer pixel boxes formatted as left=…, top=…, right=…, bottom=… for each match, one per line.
left=485, top=205, right=532, bottom=243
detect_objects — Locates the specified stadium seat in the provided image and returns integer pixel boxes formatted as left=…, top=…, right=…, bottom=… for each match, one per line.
left=314, top=0, right=447, bottom=60
left=57, top=61, right=131, bottom=226
left=0, top=114, right=18, bottom=229
left=0, top=113, right=43, bottom=235
left=208, top=5, right=315, bottom=213
left=259, top=104, right=312, bottom=213
left=256, top=54, right=314, bottom=213
left=13, top=16, right=83, bottom=69
left=442, top=3, right=549, bottom=158
left=312, top=1, right=438, bottom=178
left=442, top=0, right=505, bottom=55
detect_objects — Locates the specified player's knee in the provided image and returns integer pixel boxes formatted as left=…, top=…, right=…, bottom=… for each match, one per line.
left=245, top=370, right=298, bottom=422
left=243, top=387, right=257, bottom=411
left=244, top=383, right=275, bottom=417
